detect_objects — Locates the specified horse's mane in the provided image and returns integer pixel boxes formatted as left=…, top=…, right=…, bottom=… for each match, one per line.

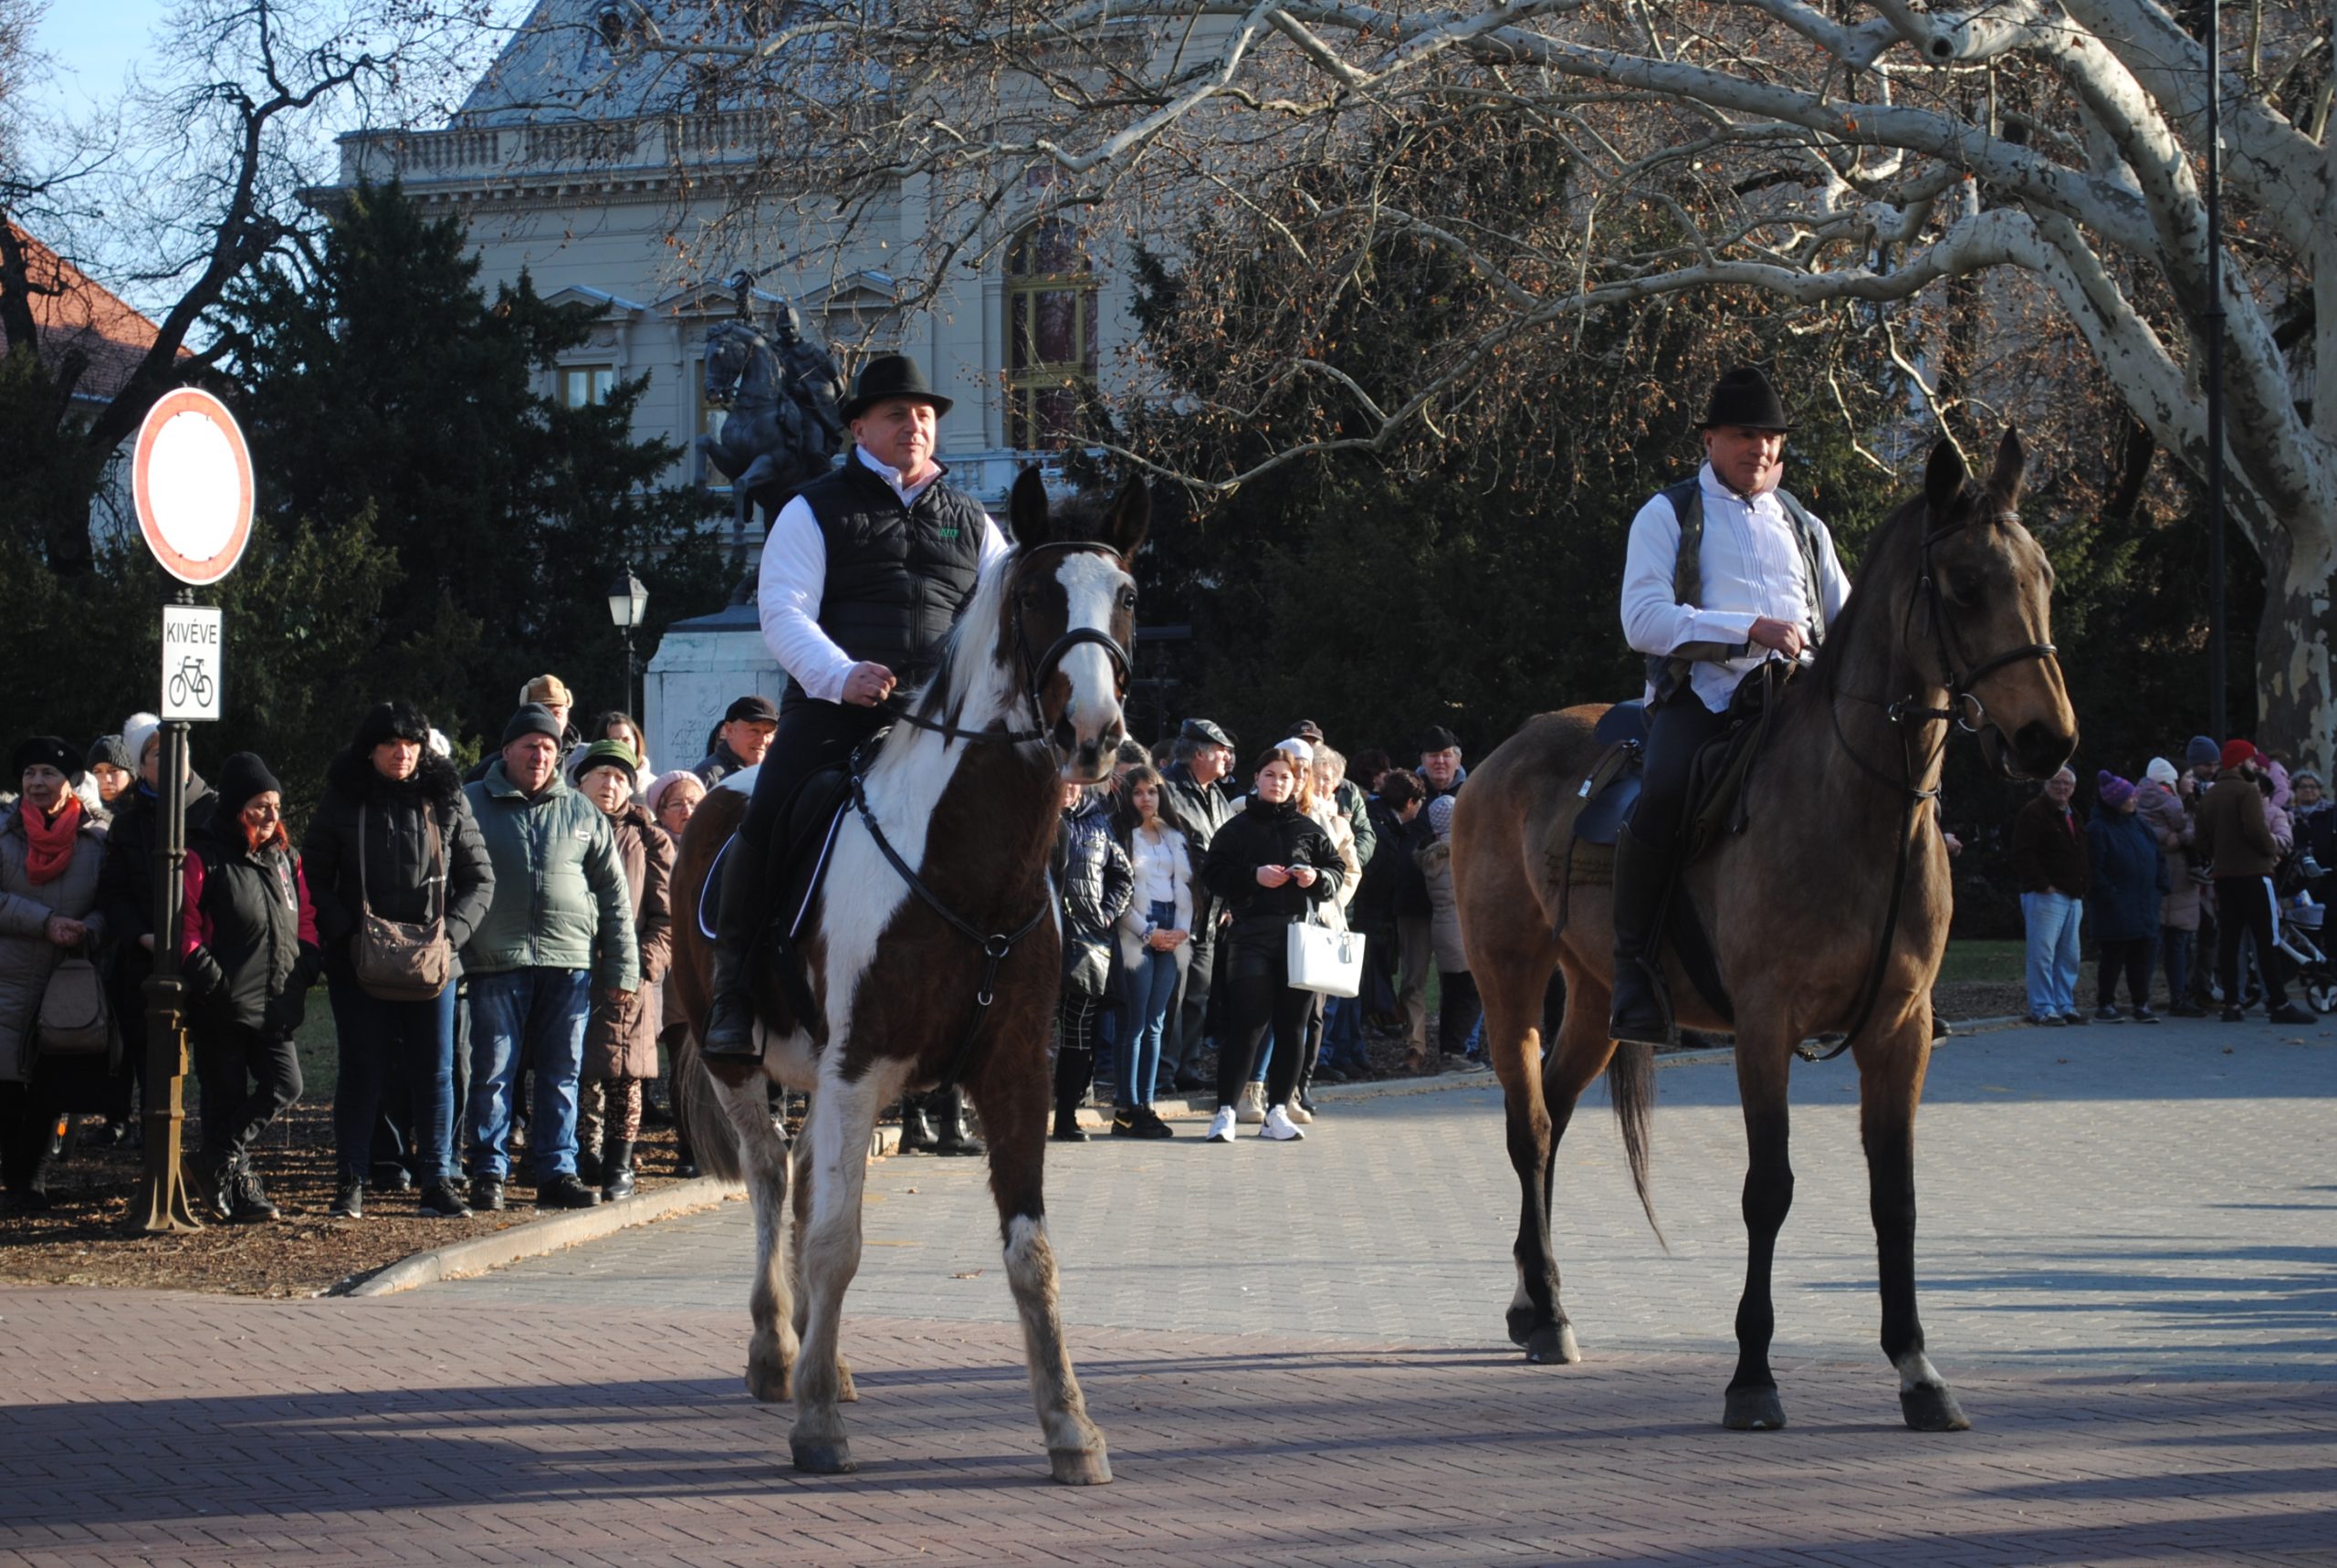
left=870, top=539, right=1023, bottom=779
left=1807, top=488, right=1932, bottom=699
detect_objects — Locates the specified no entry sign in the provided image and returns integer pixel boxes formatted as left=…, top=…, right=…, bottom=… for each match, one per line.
left=132, top=388, right=254, bottom=585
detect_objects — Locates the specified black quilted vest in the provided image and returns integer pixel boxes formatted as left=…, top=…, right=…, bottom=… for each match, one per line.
left=790, top=456, right=987, bottom=706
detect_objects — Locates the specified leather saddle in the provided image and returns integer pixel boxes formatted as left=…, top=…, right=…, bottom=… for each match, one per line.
left=697, top=765, right=856, bottom=950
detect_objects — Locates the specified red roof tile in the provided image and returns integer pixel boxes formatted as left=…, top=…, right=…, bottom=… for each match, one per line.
left=1, top=222, right=174, bottom=403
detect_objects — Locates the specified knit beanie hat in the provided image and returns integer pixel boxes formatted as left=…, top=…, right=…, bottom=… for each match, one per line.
left=12, top=736, right=79, bottom=780
left=1428, top=794, right=1458, bottom=841
left=571, top=739, right=641, bottom=793
left=2220, top=738, right=2258, bottom=772
left=85, top=734, right=134, bottom=774
left=123, top=712, right=162, bottom=765
left=214, top=752, right=283, bottom=820
left=644, top=769, right=702, bottom=816
left=352, top=699, right=432, bottom=754
left=502, top=703, right=564, bottom=747
left=2096, top=770, right=2136, bottom=810
left=2143, top=757, right=2179, bottom=788
left=2186, top=735, right=2220, bottom=768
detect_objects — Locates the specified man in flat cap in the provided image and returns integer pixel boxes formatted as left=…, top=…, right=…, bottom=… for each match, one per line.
left=702, top=353, right=1009, bottom=1061
left=1610, top=367, right=1852, bottom=1047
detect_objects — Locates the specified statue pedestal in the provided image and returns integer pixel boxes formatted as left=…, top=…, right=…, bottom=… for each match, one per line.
left=645, top=603, right=781, bottom=779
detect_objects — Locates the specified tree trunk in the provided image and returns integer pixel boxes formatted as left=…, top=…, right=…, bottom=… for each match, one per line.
left=2255, top=518, right=2337, bottom=773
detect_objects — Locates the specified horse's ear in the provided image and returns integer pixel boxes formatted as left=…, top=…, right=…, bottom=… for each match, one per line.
left=1923, top=438, right=1967, bottom=518
left=1102, top=475, right=1151, bottom=561
left=1008, top=465, right=1052, bottom=548
left=1987, top=427, right=2027, bottom=507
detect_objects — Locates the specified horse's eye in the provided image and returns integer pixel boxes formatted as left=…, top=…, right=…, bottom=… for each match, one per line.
left=1944, top=572, right=1983, bottom=607
left=1118, top=588, right=1137, bottom=611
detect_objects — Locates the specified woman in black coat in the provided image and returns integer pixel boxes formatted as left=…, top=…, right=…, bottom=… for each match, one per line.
left=300, top=702, right=496, bottom=1219
left=1050, top=780, right=1132, bottom=1143
left=1200, top=747, right=1345, bottom=1144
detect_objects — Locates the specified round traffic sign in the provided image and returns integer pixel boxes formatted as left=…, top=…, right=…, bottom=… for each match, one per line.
left=132, top=388, right=255, bottom=585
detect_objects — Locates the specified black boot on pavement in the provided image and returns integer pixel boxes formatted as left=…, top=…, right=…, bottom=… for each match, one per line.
left=896, top=1093, right=936, bottom=1155
left=417, top=1182, right=471, bottom=1218
left=1051, top=1048, right=1092, bottom=1143
left=931, top=1086, right=986, bottom=1156
left=469, top=1173, right=505, bottom=1212
left=227, top=1157, right=280, bottom=1224
left=330, top=1177, right=364, bottom=1219
left=537, top=1172, right=601, bottom=1209
left=603, top=1138, right=636, bottom=1202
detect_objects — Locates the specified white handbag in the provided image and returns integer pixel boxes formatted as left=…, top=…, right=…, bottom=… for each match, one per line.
left=1286, top=916, right=1365, bottom=998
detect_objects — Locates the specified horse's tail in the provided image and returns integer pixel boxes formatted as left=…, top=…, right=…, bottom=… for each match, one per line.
left=1609, top=1040, right=1667, bottom=1249
left=673, top=1028, right=747, bottom=1185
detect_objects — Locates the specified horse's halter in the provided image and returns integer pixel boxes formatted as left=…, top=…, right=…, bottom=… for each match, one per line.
left=889, top=540, right=1134, bottom=750
left=1893, top=508, right=2060, bottom=737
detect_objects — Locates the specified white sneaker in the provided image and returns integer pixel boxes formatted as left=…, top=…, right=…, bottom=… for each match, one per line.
left=1236, top=1082, right=1267, bottom=1124
left=1204, top=1108, right=1238, bottom=1143
left=1259, top=1105, right=1306, bottom=1141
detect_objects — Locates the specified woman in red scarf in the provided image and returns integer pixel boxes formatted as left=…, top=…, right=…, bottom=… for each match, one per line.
left=1, top=737, right=110, bottom=1213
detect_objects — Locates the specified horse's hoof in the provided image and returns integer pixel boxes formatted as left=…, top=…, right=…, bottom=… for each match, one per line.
left=745, top=1363, right=790, bottom=1404
left=1049, top=1448, right=1114, bottom=1486
left=1523, top=1323, right=1582, bottom=1364
left=1723, top=1386, right=1787, bottom=1430
left=790, top=1438, right=857, bottom=1474
left=1901, top=1383, right=1971, bottom=1432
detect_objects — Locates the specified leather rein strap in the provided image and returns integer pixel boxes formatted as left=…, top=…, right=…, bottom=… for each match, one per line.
left=1806, top=507, right=2059, bottom=1063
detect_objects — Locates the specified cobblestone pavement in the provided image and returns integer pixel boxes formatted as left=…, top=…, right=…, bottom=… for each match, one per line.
left=4, top=1017, right=2332, bottom=1564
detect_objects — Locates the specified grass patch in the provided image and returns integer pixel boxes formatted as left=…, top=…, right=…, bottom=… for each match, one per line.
left=1937, top=940, right=2023, bottom=987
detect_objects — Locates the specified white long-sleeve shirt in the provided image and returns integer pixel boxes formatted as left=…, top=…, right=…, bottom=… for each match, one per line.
left=755, top=446, right=1011, bottom=703
left=1620, top=462, right=1852, bottom=713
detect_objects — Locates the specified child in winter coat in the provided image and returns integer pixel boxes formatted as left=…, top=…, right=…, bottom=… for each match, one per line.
left=183, top=752, right=320, bottom=1223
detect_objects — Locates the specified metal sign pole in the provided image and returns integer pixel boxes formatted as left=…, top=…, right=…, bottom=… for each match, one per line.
left=131, top=700, right=202, bottom=1232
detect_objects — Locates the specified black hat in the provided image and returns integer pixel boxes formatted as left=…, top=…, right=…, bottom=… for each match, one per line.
left=1700, top=367, right=1794, bottom=432
left=502, top=703, right=564, bottom=747
left=1420, top=725, right=1462, bottom=755
left=1290, top=719, right=1325, bottom=743
left=724, top=694, right=780, bottom=726
left=1179, top=717, right=1233, bottom=750
left=12, top=736, right=79, bottom=780
left=85, top=734, right=134, bottom=774
left=352, top=699, right=432, bottom=755
left=840, top=353, right=954, bottom=423
left=214, top=752, right=282, bottom=820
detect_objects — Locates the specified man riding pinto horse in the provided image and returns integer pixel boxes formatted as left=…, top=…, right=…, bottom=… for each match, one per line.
left=1610, top=367, right=1854, bottom=1047
left=702, top=353, right=1011, bottom=1082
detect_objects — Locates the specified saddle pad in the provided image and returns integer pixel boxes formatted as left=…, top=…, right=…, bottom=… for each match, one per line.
left=1591, top=699, right=1648, bottom=748
left=696, top=770, right=854, bottom=945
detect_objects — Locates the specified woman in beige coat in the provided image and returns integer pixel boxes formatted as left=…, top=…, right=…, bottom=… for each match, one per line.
left=573, top=743, right=674, bottom=1200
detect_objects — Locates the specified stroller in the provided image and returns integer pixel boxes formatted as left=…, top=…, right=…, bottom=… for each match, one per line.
left=2274, top=848, right=2336, bottom=1014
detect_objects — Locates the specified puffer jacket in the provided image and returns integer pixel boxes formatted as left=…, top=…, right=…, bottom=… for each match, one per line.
left=2134, top=779, right=2201, bottom=930
left=1418, top=836, right=1469, bottom=972
left=1053, top=791, right=1132, bottom=998
left=181, top=822, right=321, bottom=1037
left=1201, top=795, right=1343, bottom=928
left=2084, top=809, right=2168, bottom=946
left=583, top=803, right=675, bottom=1081
left=97, top=772, right=215, bottom=953
left=301, top=748, right=496, bottom=988
left=2196, top=768, right=2279, bottom=880
left=460, top=761, right=640, bottom=991
left=0, top=805, right=110, bottom=1083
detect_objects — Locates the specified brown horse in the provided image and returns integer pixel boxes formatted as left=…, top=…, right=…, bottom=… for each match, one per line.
left=1451, top=432, right=2075, bottom=1432
left=670, top=468, right=1148, bottom=1483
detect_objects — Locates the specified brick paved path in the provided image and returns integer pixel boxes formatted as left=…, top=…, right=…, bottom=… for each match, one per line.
left=4, top=1019, right=2332, bottom=1563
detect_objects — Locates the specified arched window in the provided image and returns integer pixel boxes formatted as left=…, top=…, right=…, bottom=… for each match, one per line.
left=1005, top=220, right=1097, bottom=450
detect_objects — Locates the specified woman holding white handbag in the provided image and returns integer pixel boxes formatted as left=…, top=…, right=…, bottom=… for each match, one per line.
left=1199, top=747, right=1346, bottom=1144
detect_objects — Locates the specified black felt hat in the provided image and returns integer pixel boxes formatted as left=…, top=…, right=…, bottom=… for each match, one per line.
left=1699, top=367, right=1794, bottom=432
left=840, top=353, right=954, bottom=423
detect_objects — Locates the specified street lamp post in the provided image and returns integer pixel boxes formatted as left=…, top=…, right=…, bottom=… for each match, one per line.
left=607, top=569, right=650, bottom=722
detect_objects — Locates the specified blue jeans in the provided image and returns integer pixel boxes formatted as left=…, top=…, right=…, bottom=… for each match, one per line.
left=1323, top=993, right=1365, bottom=1068
left=330, top=975, right=457, bottom=1186
left=2022, top=892, right=2083, bottom=1019
left=1118, top=901, right=1181, bottom=1107
left=465, top=967, right=592, bottom=1182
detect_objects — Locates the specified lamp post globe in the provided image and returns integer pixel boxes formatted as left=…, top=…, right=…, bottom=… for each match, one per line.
left=607, top=569, right=649, bottom=720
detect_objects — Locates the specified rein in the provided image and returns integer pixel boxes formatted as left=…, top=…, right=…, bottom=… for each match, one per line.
left=848, top=538, right=1136, bottom=1087
left=1805, top=507, right=2059, bottom=1063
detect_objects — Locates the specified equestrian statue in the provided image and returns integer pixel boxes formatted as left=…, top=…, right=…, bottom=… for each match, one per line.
left=1451, top=367, right=2077, bottom=1434
left=697, top=270, right=848, bottom=575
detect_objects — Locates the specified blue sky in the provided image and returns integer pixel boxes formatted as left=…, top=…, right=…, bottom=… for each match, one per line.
left=31, top=0, right=172, bottom=116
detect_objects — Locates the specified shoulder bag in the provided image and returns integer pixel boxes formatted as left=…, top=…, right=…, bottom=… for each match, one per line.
left=1286, top=907, right=1365, bottom=998
left=36, top=953, right=112, bottom=1057
left=353, top=802, right=452, bottom=1001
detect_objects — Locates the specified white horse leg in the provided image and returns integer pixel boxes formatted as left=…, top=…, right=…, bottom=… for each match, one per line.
left=788, top=1065, right=890, bottom=1474
left=789, top=1122, right=856, bottom=1402
left=718, top=1074, right=795, bottom=1403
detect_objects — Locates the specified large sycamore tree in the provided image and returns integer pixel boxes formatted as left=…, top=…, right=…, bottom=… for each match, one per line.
left=611, top=0, right=2335, bottom=763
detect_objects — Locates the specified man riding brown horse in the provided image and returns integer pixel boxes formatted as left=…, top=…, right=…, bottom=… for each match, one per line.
left=1610, top=367, right=1854, bottom=1045
left=701, top=353, right=1009, bottom=1084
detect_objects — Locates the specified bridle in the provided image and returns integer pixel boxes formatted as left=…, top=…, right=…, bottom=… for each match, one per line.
left=853, top=538, right=1136, bottom=1087
left=1809, top=504, right=2061, bottom=1061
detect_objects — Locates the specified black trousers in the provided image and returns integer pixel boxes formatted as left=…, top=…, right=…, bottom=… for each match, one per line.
left=1166, top=926, right=1218, bottom=1075
left=1438, top=968, right=1483, bottom=1056
left=0, top=1079, right=52, bottom=1193
left=194, top=1021, right=303, bottom=1165
left=2094, top=937, right=2154, bottom=1009
left=1217, top=925, right=1313, bottom=1112
left=1627, top=695, right=1730, bottom=848
left=738, top=697, right=892, bottom=856
left=2215, top=877, right=2290, bottom=1009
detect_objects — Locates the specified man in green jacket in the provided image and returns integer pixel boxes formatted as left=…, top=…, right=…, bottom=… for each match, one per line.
left=461, top=704, right=641, bottom=1211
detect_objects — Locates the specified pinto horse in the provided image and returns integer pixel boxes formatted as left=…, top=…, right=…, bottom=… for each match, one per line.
left=670, top=468, right=1148, bottom=1483
left=1451, top=433, right=2076, bottom=1431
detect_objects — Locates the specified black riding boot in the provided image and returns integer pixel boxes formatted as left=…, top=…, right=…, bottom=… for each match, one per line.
left=701, top=827, right=771, bottom=1061
left=931, top=1086, right=986, bottom=1156
left=1608, top=825, right=1677, bottom=1048
left=1052, top=1048, right=1092, bottom=1142
left=896, top=1093, right=936, bottom=1154
left=602, top=1131, right=636, bottom=1202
